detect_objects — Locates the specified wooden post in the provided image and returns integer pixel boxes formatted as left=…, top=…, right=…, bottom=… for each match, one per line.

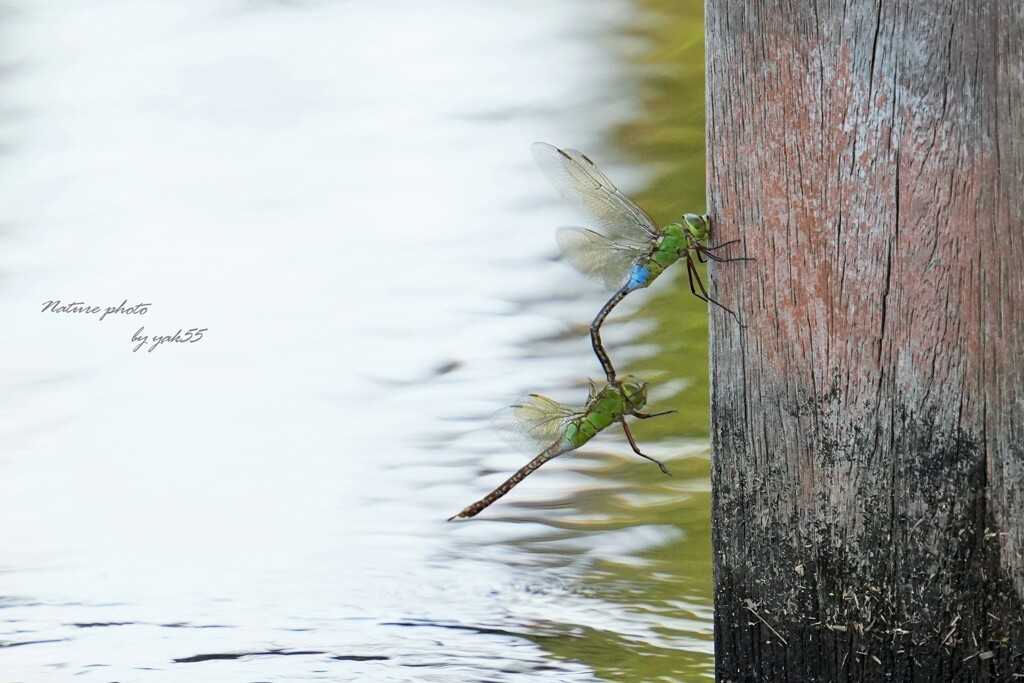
left=707, top=1, right=1023, bottom=680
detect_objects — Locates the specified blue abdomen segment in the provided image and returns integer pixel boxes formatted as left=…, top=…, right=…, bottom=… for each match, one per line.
left=626, top=265, right=650, bottom=291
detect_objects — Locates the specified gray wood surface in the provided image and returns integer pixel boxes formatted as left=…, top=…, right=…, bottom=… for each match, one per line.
left=706, top=1, right=1024, bottom=680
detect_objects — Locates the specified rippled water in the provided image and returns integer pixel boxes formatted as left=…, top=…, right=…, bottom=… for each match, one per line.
left=0, top=1, right=712, bottom=680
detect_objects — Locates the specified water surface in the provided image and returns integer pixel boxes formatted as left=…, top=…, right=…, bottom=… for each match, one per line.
left=0, top=1, right=712, bottom=680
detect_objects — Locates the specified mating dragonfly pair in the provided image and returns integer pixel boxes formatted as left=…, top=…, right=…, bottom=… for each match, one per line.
left=448, top=143, right=747, bottom=520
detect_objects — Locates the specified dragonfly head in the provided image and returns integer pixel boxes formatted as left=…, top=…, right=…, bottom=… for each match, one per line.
left=681, top=213, right=711, bottom=242
left=616, top=375, right=649, bottom=412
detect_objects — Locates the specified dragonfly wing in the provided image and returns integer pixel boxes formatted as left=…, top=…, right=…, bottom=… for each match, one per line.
left=560, top=148, right=619, bottom=189
left=491, top=393, right=584, bottom=455
left=532, top=142, right=662, bottom=245
left=556, top=227, right=644, bottom=291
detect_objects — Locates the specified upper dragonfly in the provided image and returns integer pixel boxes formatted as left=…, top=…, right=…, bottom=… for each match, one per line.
left=532, top=142, right=748, bottom=381
left=448, top=375, right=672, bottom=521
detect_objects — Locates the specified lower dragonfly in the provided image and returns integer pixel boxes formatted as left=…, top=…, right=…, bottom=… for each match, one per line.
left=448, top=375, right=672, bottom=520
left=532, top=142, right=750, bottom=381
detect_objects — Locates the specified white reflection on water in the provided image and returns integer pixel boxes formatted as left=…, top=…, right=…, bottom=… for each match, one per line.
left=0, top=0, right=712, bottom=680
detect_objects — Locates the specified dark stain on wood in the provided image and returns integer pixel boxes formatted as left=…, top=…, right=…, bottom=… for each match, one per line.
left=707, top=0, right=1024, bottom=680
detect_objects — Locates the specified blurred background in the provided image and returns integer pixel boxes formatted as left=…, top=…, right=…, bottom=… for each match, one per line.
left=0, top=0, right=711, bottom=680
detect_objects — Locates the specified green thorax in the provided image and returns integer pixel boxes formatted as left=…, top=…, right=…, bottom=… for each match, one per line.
left=640, top=213, right=711, bottom=286
left=563, top=376, right=648, bottom=448
left=650, top=227, right=687, bottom=271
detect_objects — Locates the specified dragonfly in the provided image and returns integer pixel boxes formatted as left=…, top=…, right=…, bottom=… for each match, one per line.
left=532, top=142, right=749, bottom=381
left=448, top=375, right=673, bottom=520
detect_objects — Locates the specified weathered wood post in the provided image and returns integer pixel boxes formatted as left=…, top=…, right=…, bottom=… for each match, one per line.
left=707, top=1, right=1023, bottom=680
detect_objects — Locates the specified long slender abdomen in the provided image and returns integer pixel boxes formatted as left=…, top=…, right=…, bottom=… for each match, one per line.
left=448, top=438, right=570, bottom=520
left=591, top=287, right=630, bottom=382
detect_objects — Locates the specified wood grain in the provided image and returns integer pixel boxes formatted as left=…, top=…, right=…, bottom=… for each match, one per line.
left=706, top=1, right=1023, bottom=680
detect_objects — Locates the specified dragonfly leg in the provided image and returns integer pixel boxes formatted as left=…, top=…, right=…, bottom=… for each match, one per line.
left=701, top=239, right=741, bottom=251
left=632, top=409, right=676, bottom=419
left=685, top=255, right=706, bottom=301
left=691, top=235, right=753, bottom=263
left=620, top=420, right=671, bottom=476
left=686, top=255, right=744, bottom=325
left=696, top=245, right=754, bottom=263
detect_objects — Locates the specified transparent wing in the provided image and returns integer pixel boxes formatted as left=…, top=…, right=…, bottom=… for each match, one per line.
left=491, top=393, right=585, bottom=455
left=532, top=142, right=662, bottom=245
left=556, top=227, right=644, bottom=291
left=560, top=148, right=618, bottom=189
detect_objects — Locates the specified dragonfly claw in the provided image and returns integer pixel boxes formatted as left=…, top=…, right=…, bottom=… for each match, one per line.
left=632, top=409, right=676, bottom=420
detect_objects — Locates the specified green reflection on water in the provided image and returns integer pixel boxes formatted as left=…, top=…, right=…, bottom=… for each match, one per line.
left=546, top=456, right=715, bottom=682
left=616, top=0, right=709, bottom=441
left=520, top=1, right=714, bottom=680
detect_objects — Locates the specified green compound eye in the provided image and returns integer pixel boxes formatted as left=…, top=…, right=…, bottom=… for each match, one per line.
left=682, top=213, right=711, bottom=240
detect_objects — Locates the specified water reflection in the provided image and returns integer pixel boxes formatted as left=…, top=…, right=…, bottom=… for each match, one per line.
left=0, top=0, right=711, bottom=680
